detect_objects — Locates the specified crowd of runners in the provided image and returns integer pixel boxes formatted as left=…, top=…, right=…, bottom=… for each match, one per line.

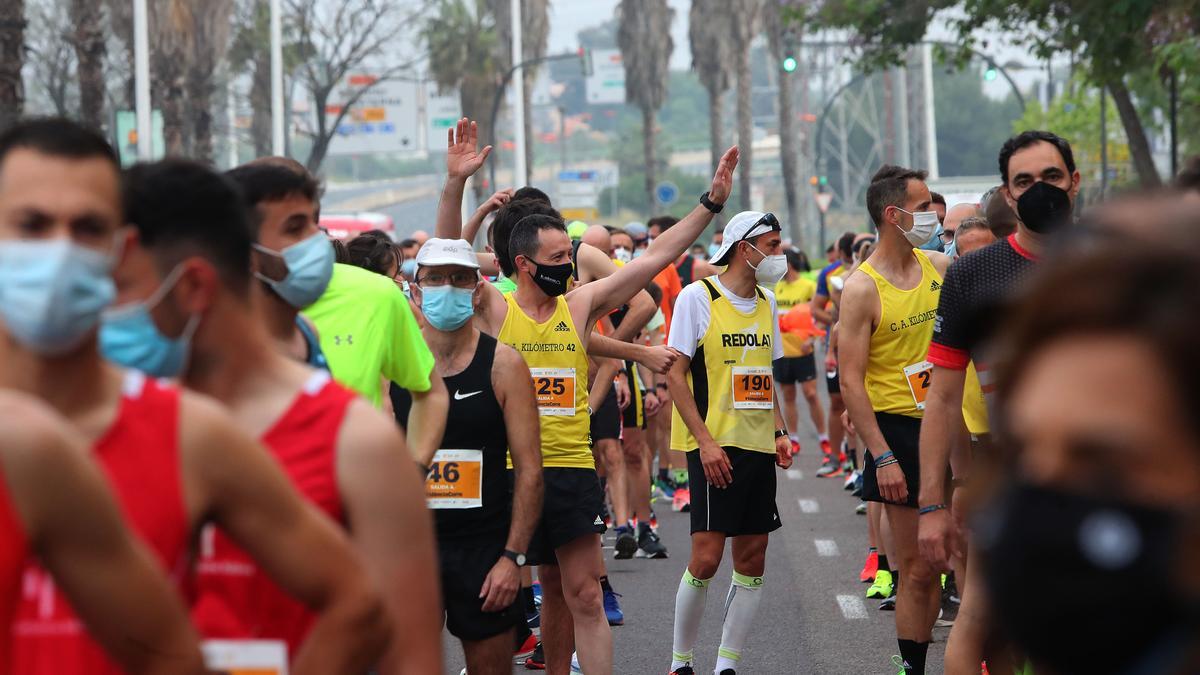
left=0, top=112, right=1198, bottom=675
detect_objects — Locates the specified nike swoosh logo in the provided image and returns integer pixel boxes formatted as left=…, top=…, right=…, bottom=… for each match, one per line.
left=454, top=390, right=483, bottom=401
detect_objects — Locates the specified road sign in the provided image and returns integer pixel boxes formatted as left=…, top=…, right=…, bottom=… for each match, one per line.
left=425, top=89, right=461, bottom=152
left=814, top=192, right=834, bottom=213
left=326, top=75, right=420, bottom=157
left=585, top=49, right=625, bottom=105
left=655, top=181, right=679, bottom=206
left=556, top=170, right=604, bottom=214
left=114, top=110, right=164, bottom=166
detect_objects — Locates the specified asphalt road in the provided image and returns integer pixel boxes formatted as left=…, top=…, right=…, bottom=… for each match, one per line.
left=439, top=372, right=951, bottom=675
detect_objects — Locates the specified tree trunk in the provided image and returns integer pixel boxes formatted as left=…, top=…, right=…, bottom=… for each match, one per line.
left=735, top=44, right=752, bottom=211
left=778, top=62, right=799, bottom=245
left=70, top=0, right=107, bottom=132
left=156, top=64, right=187, bottom=156
left=1107, top=79, right=1162, bottom=188
left=0, top=1, right=25, bottom=130
left=708, top=89, right=723, bottom=176
left=188, top=69, right=215, bottom=163
left=642, top=104, right=656, bottom=217
left=250, top=45, right=271, bottom=157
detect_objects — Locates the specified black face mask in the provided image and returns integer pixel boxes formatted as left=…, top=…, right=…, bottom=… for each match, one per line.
left=1016, top=180, right=1073, bottom=234
left=527, top=259, right=573, bottom=297
left=976, top=481, right=1200, bottom=674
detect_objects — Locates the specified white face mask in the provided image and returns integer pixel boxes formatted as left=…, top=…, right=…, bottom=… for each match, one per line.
left=613, top=247, right=632, bottom=264
left=746, top=243, right=787, bottom=284
left=894, top=207, right=939, bottom=247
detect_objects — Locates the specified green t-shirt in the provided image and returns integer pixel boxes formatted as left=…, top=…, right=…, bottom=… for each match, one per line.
left=303, top=263, right=434, bottom=406
left=492, top=274, right=517, bottom=295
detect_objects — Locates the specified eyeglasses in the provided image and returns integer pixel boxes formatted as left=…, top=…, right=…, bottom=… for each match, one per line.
left=940, top=229, right=956, bottom=242
left=415, top=270, right=479, bottom=289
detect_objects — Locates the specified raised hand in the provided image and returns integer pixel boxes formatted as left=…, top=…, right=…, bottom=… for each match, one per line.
left=446, top=117, right=493, bottom=180
left=709, top=145, right=739, bottom=205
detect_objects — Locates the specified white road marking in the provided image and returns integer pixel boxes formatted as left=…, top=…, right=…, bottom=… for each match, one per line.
left=798, top=499, right=820, bottom=514
left=814, top=539, right=839, bottom=557
left=786, top=469, right=803, bottom=480
left=837, top=594, right=868, bottom=620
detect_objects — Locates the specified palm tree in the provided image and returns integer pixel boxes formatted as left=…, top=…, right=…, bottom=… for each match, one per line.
left=184, top=0, right=234, bottom=162
left=69, top=0, right=107, bottom=131
left=729, top=0, right=762, bottom=211
left=423, top=0, right=500, bottom=199
left=493, top=0, right=550, bottom=186
left=766, top=1, right=799, bottom=241
left=689, top=0, right=733, bottom=177
left=0, top=0, right=25, bottom=129
left=617, top=0, right=674, bottom=215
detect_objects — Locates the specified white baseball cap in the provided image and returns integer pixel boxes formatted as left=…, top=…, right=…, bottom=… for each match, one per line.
left=415, top=238, right=480, bottom=269
left=707, top=211, right=781, bottom=265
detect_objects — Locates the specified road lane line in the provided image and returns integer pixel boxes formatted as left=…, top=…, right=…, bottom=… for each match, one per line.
left=798, top=499, right=820, bottom=514
left=837, top=594, right=868, bottom=619
left=814, top=539, right=839, bottom=556
left=787, top=469, right=803, bottom=480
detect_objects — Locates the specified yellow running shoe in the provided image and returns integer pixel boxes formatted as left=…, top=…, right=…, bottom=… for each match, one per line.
left=866, top=569, right=894, bottom=599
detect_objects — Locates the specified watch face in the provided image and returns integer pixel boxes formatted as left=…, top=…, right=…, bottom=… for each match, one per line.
left=517, top=554, right=527, bottom=565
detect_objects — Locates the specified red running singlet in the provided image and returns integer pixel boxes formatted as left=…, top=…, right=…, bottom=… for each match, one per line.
left=11, top=371, right=188, bottom=675
left=191, top=370, right=356, bottom=657
left=0, top=462, right=29, bottom=670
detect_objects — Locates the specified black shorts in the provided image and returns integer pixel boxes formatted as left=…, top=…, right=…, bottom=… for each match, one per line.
left=621, top=391, right=646, bottom=429
left=825, top=367, right=841, bottom=396
left=590, top=388, right=621, bottom=442
left=526, top=467, right=607, bottom=566
left=438, top=536, right=524, bottom=641
left=862, top=412, right=922, bottom=508
left=773, top=354, right=817, bottom=384
left=686, top=447, right=782, bottom=536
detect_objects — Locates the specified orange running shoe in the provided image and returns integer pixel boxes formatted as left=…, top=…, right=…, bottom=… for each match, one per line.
left=860, top=550, right=879, bottom=582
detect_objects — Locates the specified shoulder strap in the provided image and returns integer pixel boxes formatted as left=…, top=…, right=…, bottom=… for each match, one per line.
left=754, top=286, right=766, bottom=300
left=699, top=277, right=721, bottom=301
left=571, top=240, right=582, bottom=281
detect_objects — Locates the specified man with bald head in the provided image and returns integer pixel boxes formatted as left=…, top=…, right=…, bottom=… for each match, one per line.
left=581, top=224, right=613, bottom=258
left=940, top=203, right=982, bottom=256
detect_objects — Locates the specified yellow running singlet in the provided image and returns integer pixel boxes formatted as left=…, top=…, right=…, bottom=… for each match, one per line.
left=962, top=361, right=989, bottom=435
left=858, top=250, right=942, bottom=418
left=497, top=293, right=593, bottom=468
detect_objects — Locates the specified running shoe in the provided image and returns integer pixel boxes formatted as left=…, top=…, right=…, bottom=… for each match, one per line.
left=855, top=502, right=867, bottom=515
left=816, top=454, right=845, bottom=478
left=819, top=439, right=832, bottom=456
left=672, top=486, right=691, bottom=513
left=570, top=652, right=583, bottom=674
left=649, top=510, right=658, bottom=530
left=879, top=595, right=897, bottom=611
left=669, top=667, right=695, bottom=675
left=654, top=476, right=677, bottom=499
left=789, top=438, right=801, bottom=457
left=524, top=641, right=545, bottom=670
left=635, top=523, right=669, bottom=559
left=936, top=582, right=960, bottom=627
left=532, top=581, right=542, bottom=605
left=891, top=655, right=909, bottom=674
left=840, top=458, right=854, bottom=473
left=514, top=631, right=538, bottom=661
left=604, top=586, right=624, bottom=625
left=525, top=606, right=540, bottom=629
left=719, top=670, right=736, bottom=675
left=866, top=569, right=893, bottom=599
left=843, top=470, right=860, bottom=491
left=851, top=473, right=863, bottom=498
left=613, top=525, right=637, bottom=559
left=859, top=550, right=879, bottom=582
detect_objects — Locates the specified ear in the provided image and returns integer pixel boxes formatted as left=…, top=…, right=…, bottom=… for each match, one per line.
left=174, top=258, right=221, bottom=317
left=1002, top=185, right=1017, bottom=213
left=113, top=226, right=138, bottom=268
left=1069, top=170, right=1082, bottom=200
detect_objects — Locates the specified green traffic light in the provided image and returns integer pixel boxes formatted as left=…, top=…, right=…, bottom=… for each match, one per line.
left=983, top=68, right=998, bottom=81
left=782, top=56, right=798, bottom=73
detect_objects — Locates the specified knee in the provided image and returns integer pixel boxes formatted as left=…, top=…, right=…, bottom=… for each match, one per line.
left=603, top=443, right=624, bottom=467
left=782, top=386, right=797, bottom=403
left=902, top=558, right=937, bottom=588
left=802, top=387, right=819, bottom=404
left=564, top=576, right=604, bottom=614
left=688, top=551, right=722, bottom=580
left=623, top=445, right=643, bottom=468
left=733, top=549, right=767, bottom=575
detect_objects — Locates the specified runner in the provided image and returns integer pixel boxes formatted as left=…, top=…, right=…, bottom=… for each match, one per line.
left=113, top=159, right=442, bottom=672
left=468, top=147, right=741, bottom=675
left=838, top=164, right=952, bottom=675
left=773, top=248, right=824, bottom=456
left=916, top=130, right=1078, bottom=673
left=666, top=210, right=793, bottom=675
left=393, top=238, right=543, bottom=675
left=810, top=232, right=856, bottom=475
left=0, top=393, right=206, bottom=674
left=0, top=118, right=387, bottom=674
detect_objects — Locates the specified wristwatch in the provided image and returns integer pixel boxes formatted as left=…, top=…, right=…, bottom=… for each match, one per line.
left=774, top=429, right=789, bottom=439
left=503, top=549, right=527, bottom=566
left=700, top=191, right=724, bottom=214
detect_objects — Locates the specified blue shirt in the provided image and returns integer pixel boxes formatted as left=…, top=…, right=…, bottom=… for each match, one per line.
left=814, top=261, right=844, bottom=298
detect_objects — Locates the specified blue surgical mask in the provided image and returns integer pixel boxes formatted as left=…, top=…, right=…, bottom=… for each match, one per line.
left=707, top=242, right=721, bottom=257
left=420, top=284, right=475, bottom=331
left=254, top=231, right=334, bottom=309
left=400, top=258, right=418, bottom=279
left=100, top=265, right=200, bottom=378
left=0, top=239, right=115, bottom=355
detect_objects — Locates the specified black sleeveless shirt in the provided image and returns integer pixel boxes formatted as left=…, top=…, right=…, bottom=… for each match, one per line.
left=392, top=333, right=510, bottom=542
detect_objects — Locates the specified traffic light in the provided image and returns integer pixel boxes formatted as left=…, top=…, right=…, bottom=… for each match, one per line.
left=782, top=54, right=798, bottom=73
left=983, top=67, right=998, bottom=82
left=578, top=48, right=594, bottom=77
left=809, top=175, right=828, bottom=186
left=818, top=175, right=828, bottom=186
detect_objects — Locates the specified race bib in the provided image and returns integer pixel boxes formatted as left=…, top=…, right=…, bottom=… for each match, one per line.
left=202, top=639, right=288, bottom=675
left=530, top=367, right=575, bottom=416
left=425, top=449, right=483, bottom=509
left=731, top=366, right=774, bottom=410
left=904, top=360, right=934, bottom=410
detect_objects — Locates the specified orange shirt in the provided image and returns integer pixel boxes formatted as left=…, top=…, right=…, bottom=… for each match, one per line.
left=653, top=265, right=683, bottom=339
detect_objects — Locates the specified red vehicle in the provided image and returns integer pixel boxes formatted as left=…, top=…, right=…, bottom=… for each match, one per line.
left=319, top=212, right=395, bottom=241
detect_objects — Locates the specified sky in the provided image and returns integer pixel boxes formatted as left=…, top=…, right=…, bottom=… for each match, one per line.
left=546, top=0, right=695, bottom=70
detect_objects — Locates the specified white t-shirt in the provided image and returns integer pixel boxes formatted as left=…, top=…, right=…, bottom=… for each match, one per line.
left=668, top=276, right=785, bottom=360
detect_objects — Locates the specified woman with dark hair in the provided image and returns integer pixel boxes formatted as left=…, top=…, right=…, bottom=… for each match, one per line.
left=346, top=230, right=403, bottom=282
left=980, top=204, right=1200, bottom=675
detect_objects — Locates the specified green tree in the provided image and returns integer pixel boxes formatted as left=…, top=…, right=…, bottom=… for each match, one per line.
left=933, top=66, right=1023, bottom=177
left=617, top=0, right=675, bottom=216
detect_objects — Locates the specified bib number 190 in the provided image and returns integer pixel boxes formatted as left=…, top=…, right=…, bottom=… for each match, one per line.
left=731, top=366, right=773, bottom=410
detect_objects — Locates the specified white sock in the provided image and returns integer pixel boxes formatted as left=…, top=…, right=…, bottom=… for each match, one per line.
left=788, top=433, right=799, bottom=443
left=714, top=571, right=764, bottom=673
left=671, top=568, right=710, bottom=670
left=818, top=433, right=829, bottom=443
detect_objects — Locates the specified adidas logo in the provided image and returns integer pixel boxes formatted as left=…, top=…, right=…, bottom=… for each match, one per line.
left=930, top=280, right=942, bottom=292
left=593, top=516, right=604, bottom=526
left=553, top=321, right=571, bottom=332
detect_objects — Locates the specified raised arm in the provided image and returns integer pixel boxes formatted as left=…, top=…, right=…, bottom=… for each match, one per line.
left=463, top=190, right=513, bottom=246
left=578, top=146, right=739, bottom=322
left=434, top=117, right=493, bottom=240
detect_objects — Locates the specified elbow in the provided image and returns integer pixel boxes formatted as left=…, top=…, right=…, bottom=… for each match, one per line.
left=344, top=582, right=392, bottom=665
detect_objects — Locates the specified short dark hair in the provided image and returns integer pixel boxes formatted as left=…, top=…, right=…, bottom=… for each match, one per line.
left=647, top=215, right=678, bottom=232
left=784, top=248, right=808, bottom=273
left=1174, top=155, right=1200, bottom=192
left=512, top=186, right=552, bottom=205
left=836, top=232, right=856, bottom=260
left=957, top=216, right=991, bottom=236
left=346, top=230, right=400, bottom=277
left=508, top=214, right=567, bottom=269
left=124, top=159, right=253, bottom=293
left=0, top=117, right=119, bottom=171
left=331, top=237, right=351, bottom=264
left=224, top=163, right=320, bottom=238
left=492, top=198, right=562, bottom=276
left=866, top=164, right=929, bottom=228
left=998, top=130, right=1076, bottom=185
left=930, top=192, right=946, bottom=206
left=398, top=238, right=418, bottom=250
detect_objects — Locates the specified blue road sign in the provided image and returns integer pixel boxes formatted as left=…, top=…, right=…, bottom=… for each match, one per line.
left=655, top=181, right=679, bottom=206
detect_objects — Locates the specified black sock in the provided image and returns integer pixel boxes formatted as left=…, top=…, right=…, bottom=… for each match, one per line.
left=847, top=447, right=858, bottom=469
left=868, top=546, right=877, bottom=554
left=522, top=585, right=536, bottom=614
left=897, top=639, right=930, bottom=674
left=599, top=575, right=614, bottom=593
left=658, top=468, right=670, bottom=481
left=877, top=554, right=890, bottom=572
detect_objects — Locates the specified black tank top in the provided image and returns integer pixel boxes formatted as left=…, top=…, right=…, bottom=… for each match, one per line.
left=676, top=255, right=695, bottom=285
left=395, top=333, right=510, bottom=542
